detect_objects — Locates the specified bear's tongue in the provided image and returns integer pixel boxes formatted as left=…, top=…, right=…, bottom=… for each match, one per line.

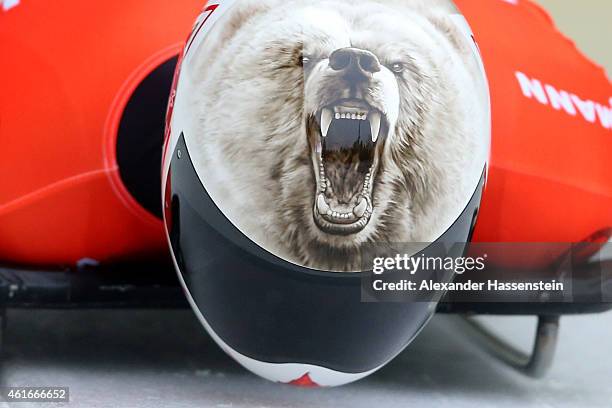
left=321, top=116, right=374, bottom=203
left=323, top=116, right=373, bottom=155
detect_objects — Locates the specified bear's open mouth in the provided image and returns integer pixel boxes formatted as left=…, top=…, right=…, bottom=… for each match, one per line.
left=308, top=98, right=388, bottom=236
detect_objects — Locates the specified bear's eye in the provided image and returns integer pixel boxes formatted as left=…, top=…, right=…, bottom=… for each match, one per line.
left=390, top=62, right=404, bottom=74
left=301, top=55, right=312, bottom=67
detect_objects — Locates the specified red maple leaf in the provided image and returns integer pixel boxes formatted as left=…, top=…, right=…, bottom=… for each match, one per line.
left=286, top=373, right=320, bottom=388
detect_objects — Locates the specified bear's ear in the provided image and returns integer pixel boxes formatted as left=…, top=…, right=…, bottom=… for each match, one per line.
left=187, top=0, right=281, bottom=77
left=428, top=14, right=473, bottom=56
left=214, top=0, right=279, bottom=45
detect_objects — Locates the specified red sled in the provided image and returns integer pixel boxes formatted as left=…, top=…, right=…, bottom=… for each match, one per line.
left=0, top=0, right=610, bottom=377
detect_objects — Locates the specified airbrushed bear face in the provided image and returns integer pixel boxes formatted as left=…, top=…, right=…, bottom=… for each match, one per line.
left=185, top=0, right=489, bottom=271
left=301, top=7, right=435, bottom=238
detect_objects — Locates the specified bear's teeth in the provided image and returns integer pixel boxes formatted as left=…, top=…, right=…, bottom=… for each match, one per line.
left=370, top=112, right=381, bottom=142
left=353, top=197, right=368, bottom=218
left=321, top=108, right=333, bottom=137
left=317, top=193, right=331, bottom=214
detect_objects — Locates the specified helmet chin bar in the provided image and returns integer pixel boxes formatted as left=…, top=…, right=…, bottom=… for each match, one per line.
left=168, top=249, right=382, bottom=387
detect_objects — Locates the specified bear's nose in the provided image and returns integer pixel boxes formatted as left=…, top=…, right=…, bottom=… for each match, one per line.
left=329, top=47, right=381, bottom=80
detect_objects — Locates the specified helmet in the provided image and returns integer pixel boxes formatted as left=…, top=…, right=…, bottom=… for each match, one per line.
left=162, top=0, right=490, bottom=386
